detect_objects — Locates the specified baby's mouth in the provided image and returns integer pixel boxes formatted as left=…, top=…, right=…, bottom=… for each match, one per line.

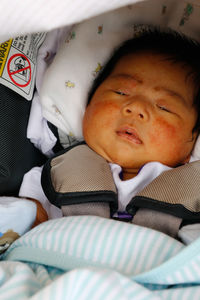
left=116, top=126, right=142, bottom=144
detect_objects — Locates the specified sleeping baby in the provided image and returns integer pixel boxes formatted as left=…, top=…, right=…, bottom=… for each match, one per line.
left=12, top=28, right=200, bottom=243
left=37, top=28, right=200, bottom=242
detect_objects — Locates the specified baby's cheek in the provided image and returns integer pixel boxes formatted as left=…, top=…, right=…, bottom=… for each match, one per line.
left=149, top=117, right=182, bottom=152
left=84, top=101, right=119, bottom=132
left=93, top=101, right=119, bottom=125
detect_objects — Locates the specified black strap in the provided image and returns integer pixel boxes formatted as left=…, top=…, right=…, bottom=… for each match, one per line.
left=0, top=84, right=46, bottom=195
left=47, top=121, right=64, bottom=153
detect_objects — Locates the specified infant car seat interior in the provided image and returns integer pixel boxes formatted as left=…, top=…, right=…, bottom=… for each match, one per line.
left=1, top=2, right=200, bottom=300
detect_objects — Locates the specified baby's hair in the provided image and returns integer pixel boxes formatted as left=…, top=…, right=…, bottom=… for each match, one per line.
left=87, top=27, right=200, bottom=133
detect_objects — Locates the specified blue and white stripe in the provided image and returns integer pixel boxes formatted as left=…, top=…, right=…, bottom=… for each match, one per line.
left=1, top=216, right=200, bottom=299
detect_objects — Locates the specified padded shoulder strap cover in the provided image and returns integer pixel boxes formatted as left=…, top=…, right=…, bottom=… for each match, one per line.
left=41, top=143, right=118, bottom=215
left=127, top=160, right=200, bottom=223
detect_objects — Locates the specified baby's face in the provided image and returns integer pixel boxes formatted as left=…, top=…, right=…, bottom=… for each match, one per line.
left=83, top=51, right=198, bottom=179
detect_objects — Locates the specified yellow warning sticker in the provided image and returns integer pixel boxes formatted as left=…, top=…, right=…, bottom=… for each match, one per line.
left=0, top=39, right=12, bottom=76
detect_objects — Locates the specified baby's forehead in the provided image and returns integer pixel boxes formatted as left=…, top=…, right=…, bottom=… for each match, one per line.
left=104, top=52, right=196, bottom=105
left=109, top=51, right=195, bottom=84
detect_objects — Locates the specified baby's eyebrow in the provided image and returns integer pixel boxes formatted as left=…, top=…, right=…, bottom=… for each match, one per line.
left=110, top=74, right=143, bottom=84
left=155, top=86, right=187, bottom=106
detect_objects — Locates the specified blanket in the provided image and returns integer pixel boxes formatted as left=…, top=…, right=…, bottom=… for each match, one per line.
left=0, top=0, right=141, bottom=44
left=1, top=216, right=200, bottom=299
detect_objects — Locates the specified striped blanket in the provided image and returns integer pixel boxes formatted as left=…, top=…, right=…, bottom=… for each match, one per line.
left=1, top=216, right=200, bottom=299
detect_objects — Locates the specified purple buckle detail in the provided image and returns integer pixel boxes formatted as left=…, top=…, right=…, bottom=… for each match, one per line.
left=116, top=212, right=133, bottom=220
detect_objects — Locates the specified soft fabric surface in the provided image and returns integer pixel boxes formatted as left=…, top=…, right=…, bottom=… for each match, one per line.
left=0, top=0, right=140, bottom=44
left=1, top=216, right=200, bottom=299
left=0, top=197, right=36, bottom=254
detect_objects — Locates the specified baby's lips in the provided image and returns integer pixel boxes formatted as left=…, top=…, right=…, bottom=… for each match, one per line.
left=116, top=126, right=142, bottom=144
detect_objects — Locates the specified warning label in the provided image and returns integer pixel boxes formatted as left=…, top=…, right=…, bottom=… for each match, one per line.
left=0, top=33, right=46, bottom=100
left=0, top=40, right=12, bottom=76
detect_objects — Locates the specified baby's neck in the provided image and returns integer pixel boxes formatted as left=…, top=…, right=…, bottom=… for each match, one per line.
left=122, top=168, right=139, bottom=180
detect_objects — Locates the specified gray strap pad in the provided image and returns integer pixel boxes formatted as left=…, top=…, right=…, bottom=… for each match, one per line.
left=41, top=143, right=118, bottom=216
left=132, top=208, right=182, bottom=238
left=127, top=160, right=200, bottom=223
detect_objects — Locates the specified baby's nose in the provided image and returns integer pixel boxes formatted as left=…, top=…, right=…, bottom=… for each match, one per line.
left=122, top=99, right=150, bottom=121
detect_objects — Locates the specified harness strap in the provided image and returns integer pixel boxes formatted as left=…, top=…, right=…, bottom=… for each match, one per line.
left=132, top=208, right=182, bottom=237
left=42, top=144, right=200, bottom=237
left=42, top=143, right=118, bottom=217
left=127, top=160, right=200, bottom=221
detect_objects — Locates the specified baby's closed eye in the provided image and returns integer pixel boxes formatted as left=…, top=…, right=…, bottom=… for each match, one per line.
left=156, top=104, right=172, bottom=113
left=114, top=90, right=128, bottom=96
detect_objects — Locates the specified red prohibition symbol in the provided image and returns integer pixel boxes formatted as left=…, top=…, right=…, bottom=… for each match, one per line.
left=7, top=53, right=31, bottom=87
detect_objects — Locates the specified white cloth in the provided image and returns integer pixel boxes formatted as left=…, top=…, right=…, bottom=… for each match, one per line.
left=19, top=167, right=62, bottom=219
left=27, top=27, right=72, bottom=156
left=35, top=27, right=72, bottom=94
left=110, top=162, right=171, bottom=212
left=178, top=224, right=200, bottom=244
left=0, top=197, right=36, bottom=236
left=0, top=0, right=138, bottom=44
left=27, top=93, right=57, bottom=157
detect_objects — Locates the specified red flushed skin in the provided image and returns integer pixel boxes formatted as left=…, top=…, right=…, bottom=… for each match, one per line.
left=149, top=117, right=180, bottom=156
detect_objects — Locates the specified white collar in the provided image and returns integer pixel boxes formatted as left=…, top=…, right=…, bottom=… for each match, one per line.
left=109, top=162, right=172, bottom=212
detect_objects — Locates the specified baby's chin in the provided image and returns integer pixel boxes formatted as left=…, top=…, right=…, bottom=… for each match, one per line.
left=98, top=152, right=142, bottom=171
